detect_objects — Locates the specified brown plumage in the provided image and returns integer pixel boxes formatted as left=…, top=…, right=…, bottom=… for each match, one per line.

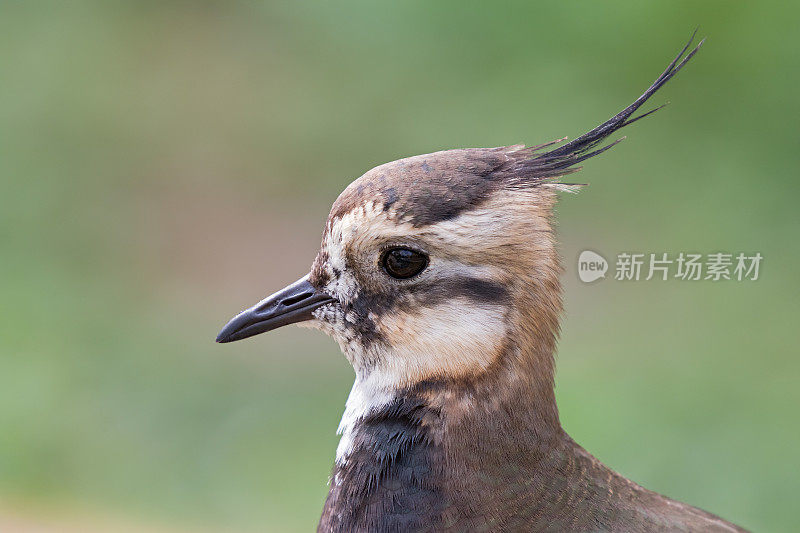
left=216, top=33, right=746, bottom=532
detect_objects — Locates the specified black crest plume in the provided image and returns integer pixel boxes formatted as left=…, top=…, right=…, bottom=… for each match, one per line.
left=515, top=31, right=704, bottom=182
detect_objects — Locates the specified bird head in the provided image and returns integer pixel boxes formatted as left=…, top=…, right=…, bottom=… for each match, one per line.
left=216, top=35, right=702, bottom=396
left=309, top=147, right=571, bottom=388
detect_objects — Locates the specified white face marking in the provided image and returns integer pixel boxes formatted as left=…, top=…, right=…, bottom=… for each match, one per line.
left=369, top=297, right=507, bottom=387
left=322, top=203, right=369, bottom=303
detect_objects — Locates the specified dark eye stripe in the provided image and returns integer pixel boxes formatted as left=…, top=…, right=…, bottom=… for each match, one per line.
left=412, top=276, right=509, bottom=307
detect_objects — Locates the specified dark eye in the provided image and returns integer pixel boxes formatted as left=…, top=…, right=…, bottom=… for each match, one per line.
left=381, top=247, right=428, bottom=279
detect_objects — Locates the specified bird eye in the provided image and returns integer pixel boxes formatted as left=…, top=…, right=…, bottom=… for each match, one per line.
left=381, top=247, right=428, bottom=279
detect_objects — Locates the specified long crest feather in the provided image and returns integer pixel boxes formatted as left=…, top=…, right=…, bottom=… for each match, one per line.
left=515, top=31, right=704, bottom=183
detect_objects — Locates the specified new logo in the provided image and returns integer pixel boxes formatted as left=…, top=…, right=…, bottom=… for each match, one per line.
left=578, top=250, right=608, bottom=283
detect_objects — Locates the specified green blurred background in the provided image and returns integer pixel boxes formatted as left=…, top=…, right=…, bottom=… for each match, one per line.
left=1, top=1, right=797, bottom=531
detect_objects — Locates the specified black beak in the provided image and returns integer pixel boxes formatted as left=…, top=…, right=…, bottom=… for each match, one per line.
left=215, top=275, right=335, bottom=343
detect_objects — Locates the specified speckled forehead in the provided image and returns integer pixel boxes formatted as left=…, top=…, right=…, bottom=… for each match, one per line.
left=308, top=200, right=401, bottom=289
left=321, top=200, right=411, bottom=269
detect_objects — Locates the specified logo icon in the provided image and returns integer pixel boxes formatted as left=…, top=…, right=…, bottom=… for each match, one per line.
left=578, top=250, right=608, bottom=283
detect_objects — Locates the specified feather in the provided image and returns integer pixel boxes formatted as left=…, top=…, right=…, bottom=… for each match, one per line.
left=517, top=31, right=704, bottom=182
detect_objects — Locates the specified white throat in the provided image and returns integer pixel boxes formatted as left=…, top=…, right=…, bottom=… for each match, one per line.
left=335, top=372, right=396, bottom=466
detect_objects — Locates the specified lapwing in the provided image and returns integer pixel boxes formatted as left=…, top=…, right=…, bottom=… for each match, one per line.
left=217, top=33, right=745, bottom=532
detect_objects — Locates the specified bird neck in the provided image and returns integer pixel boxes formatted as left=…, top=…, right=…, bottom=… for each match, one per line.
left=335, top=309, right=564, bottom=463
left=322, top=354, right=569, bottom=531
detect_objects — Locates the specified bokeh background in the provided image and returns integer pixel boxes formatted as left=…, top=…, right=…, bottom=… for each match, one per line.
left=1, top=1, right=798, bottom=531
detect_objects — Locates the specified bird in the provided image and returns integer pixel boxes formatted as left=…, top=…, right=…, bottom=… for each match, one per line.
left=216, top=33, right=745, bottom=532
